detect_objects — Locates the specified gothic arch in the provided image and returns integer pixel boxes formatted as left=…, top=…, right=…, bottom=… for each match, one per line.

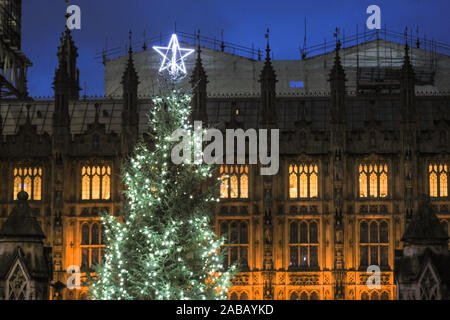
left=5, top=257, right=31, bottom=300
left=418, top=262, right=441, bottom=300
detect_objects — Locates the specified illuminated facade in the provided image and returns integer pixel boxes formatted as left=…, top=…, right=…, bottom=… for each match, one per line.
left=1, top=5, right=450, bottom=300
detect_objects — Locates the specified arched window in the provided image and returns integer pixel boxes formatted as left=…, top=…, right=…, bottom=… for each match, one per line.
left=81, top=224, right=90, bottom=245
left=290, top=292, right=298, bottom=300
left=289, top=246, right=298, bottom=269
left=290, top=222, right=298, bottom=243
left=381, top=291, right=389, bottom=300
left=91, top=224, right=100, bottom=245
left=310, top=291, right=319, bottom=300
left=289, top=220, right=319, bottom=269
left=300, top=292, right=308, bottom=300
left=359, top=162, right=389, bottom=198
left=80, top=222, right=105, bottom=272
left=429, top=164, right=438, bottom=197
left=219, top=165, right=249, bottom=199
left=230, top=175, right=238, bottom=198
left=429, top=163, right=449, bottom=198
left=361, top=292, right=369, bottom=300
left=300, top=222, right=308, bottom=243
left=230, top=222, right=238, bottom=243
left=310, top=165, right=319, bottom=198
left=240, top=292, right=248, bottom=300
left=359, top=165, right=368, bottom=197
left=360, top=222, right=369, bottom=243
left=220, top=222, right=228, bottom=242
left=230, top=292, right=238, bottom=300
left=380, top=221, right=389, bottom=243
left=309, top=222, right=318, bottom=243
left=13, top=167, right=42, bottom=200
left=371, top=291, right=379, bottom=300
left=81, top=165, right=111, bottom=200
left=370, top=222, right=379, bottom=243
left=289, top=163, right=319, bottom=199
left=240, top=222, right=248, bottom=244
left=299, top=166, right=308, bottom=198
left=360, top=220, right=389, bottom=268
left=289, top=165, right=298, bottom=198
left=369, top=166, right=378, bottom=197
left=220, top=220, right=249, bottom=269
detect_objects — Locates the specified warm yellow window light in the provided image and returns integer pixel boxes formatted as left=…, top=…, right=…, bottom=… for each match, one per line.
left=359, top=163, right=388, bottom=198
left=13, top=166, right=42, bottom=200
left=429, top=163, right=448, bottom=198
left=81, top=165, right=111, bottom=200
left=219, top=165, right=249, bottom=199
left=289, top=163, right=319, bottom=199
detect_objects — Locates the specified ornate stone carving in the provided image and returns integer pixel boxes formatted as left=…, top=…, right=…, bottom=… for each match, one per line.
left=288, top=274, right=320, bottom=285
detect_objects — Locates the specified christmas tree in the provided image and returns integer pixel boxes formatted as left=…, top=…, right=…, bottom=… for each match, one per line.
left=90, top=89, right=234, bottom=300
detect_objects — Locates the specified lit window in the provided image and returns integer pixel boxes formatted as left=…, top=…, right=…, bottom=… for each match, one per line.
left=289, top=163, right=319, bottom=199
left=220, top=220, right=249, bottom=270
left=289, top=220, right=319, bottom=270
left=13, top=167, right=42, bottom=200
left=289, top=81, right=304, bottom=88
left=219, top=165, right=249, bottom=199
left=81, top=165, right=111, bottom=200
left=80, top=222, right=105, bottom=272
left=359, top=163, right=388, bottom=198
left=429, top=163, right=448, bottom=198
left=359, top=220, right=389, bottom=268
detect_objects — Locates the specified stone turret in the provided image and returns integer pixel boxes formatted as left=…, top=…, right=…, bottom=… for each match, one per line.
left=0, top=191, right=53, bottom=300
left=395, top=199, right=450, bottom=300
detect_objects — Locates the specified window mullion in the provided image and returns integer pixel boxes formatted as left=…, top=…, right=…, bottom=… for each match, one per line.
left=366, top=172, right=369, bottom=198
left=237, top=172, right=241, bottom=199
left=377, top=171, right=380, bottom=198
left=307, top=171, right=310, bottom=199
left=100, top=173, right=103, bottom=200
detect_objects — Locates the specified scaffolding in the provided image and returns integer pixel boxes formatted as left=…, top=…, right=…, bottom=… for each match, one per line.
left=95, top=29, right=262, bottom=64
left=0, top=0, right=32, bottom=99
left=301, top=26, right=450, bottom=95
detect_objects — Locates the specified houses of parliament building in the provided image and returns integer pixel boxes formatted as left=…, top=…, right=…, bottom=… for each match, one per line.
left=0, top=0, right=449, bottom=300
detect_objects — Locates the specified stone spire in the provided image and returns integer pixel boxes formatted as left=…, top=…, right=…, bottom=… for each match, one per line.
left=53, top=20, right=81, bottom=100
left=121, top=31, right=140, bottom=134
left=259, top=29, right=277, bottom=126
left=400, top=36, right=417, bottom=122
left=329, top=38, right=346, bottom=124
left=190, top=37, right=208, bottom=123
left=53, top=16, right=80, bottom=129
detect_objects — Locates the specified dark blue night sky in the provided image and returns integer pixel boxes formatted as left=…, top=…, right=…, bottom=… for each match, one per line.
left=22, top=0, right=450, bottom=97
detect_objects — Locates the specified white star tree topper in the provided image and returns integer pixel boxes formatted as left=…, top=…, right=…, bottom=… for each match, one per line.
left=153, top=34, right=195, bottom=80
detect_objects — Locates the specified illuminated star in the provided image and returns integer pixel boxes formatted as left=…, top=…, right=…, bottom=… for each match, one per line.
left=153, top=34, right=195, bottom=80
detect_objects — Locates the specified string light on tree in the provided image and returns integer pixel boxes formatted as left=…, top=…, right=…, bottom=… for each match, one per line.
left=153, top=34, right=195, bottom=80
left=90, top=87, right=235, bottom=300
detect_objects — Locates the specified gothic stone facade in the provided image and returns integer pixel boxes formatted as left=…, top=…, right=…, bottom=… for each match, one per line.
left=0, top=25, right=450, bottom=300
